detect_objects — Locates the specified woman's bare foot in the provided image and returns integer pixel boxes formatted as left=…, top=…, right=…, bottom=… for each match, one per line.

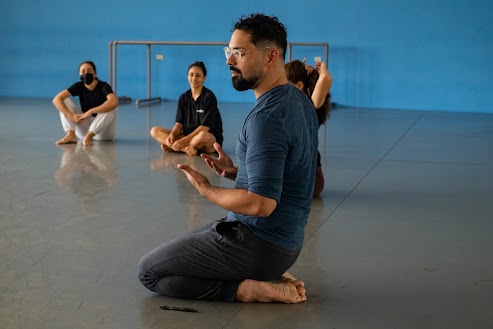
left=56, top=131, right=77, bottom=145
left=235, top=279, right=307, bottom=304
left=183, top=145, right=197, bottom=156
left=161, top=144, right=172, bottom=152
left=82, top=132, right=95, bottom=146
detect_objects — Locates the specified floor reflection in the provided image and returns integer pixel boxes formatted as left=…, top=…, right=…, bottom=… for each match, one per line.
left=54, top=144, right=118, bottom=215
left=149, top=153, right=207, bottom=229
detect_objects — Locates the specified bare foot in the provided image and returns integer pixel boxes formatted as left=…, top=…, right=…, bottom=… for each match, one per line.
left=183, top=145, right=197, bottom=156
left=82, top=132, right=95, bottom=146
left=161, top=144, right=172, bottom=153
left=56, top=132, right=77, bottom=145
left=82, top=137, right=92, bottom=146
left=280, top=273, right=306, bottom=298
left=281, top=272, right=298, bottom=282
left=235, top=279, right=307, bottom=304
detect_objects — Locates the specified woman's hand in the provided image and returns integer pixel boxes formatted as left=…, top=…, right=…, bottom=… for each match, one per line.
left=70, top=113, right=85, bottom=123
left=79, top=110, right=93, bottom=120
left=171, top=137, right=189, bottom=151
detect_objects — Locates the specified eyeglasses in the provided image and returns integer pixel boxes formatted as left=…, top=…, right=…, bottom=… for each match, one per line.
left=223, top=47, right=247, bottom=61
left=223, top=47, right=273, bottom=62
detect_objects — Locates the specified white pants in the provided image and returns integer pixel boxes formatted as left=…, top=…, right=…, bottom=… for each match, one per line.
left=60, top=98, right=117, bottom=141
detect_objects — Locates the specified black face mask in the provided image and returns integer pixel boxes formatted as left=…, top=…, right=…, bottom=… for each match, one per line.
left=80, top=73, right=94, bottom=85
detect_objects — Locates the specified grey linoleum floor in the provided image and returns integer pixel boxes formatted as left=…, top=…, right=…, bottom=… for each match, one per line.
left=0, top=97, right=492, bottom=329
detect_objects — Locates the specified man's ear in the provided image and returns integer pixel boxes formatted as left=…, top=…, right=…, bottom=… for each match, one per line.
left=295, top=81, right=304, bottom=91
left=266, top=48, right=279, bottom=65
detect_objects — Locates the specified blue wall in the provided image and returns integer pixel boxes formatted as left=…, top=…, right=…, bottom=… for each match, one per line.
left=1, top=0, right=492, bottom=113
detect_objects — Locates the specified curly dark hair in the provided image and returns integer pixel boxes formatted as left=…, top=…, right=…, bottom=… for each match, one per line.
left=188, top=61, right=207, bottom=76
left=285, top=60, right=331, bottom=125
left=232, top=13, right=287, bottom=60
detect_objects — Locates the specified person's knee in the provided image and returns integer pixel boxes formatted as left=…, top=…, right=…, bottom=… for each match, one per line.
left=192, top=131, right=214, bottom=146
left=138, top=257, right=155, bottom=289
left=198, top=131, right=215, bottom=141
left=63, top=97, right=74, bottom=106
left=63, top=97, right=78, bottom=113
left=149, top=126, right=159, bottom=138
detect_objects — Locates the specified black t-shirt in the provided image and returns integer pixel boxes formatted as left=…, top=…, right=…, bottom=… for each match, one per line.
left=67, top=80, right=114, bottom=113
left=175, top=87, right=223, bottom=145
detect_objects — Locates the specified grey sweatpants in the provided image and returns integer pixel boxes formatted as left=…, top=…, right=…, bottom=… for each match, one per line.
left=138, top=219, right=301, bottom=301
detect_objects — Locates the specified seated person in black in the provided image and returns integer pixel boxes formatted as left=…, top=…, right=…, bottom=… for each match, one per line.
left=150, top=61, right=223, bottom=156
left=53, top=61, right=118, bottom=146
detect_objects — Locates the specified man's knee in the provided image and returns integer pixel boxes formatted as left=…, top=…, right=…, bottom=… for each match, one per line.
left=138, top=257, right=157, bottom=290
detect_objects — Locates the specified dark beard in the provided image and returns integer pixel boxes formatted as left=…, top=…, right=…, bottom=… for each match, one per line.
left=230, top=65, right=262, bottom=91
left=231, top=74, right=261, bottom=91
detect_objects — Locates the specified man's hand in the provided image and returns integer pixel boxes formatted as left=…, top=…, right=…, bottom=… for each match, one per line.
left=201, top=143, right=237, bottom=180
left=177, top=164, right=211, bottom=195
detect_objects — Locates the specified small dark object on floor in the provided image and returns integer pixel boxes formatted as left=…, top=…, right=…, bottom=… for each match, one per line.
left=160, top=305, right=199, bottom=313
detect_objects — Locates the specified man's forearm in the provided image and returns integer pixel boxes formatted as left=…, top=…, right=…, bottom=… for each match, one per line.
left=199, top=185, right=276, bottom=217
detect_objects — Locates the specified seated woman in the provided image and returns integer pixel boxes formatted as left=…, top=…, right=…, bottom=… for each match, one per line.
left=150, top=61, right=223, bottom=156
left=285, top=59, right=332, bottom=197
left=53, top=61, right=118, bottom=146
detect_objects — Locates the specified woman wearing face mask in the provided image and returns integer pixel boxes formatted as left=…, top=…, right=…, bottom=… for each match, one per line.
left=150, top=61, right=223, bottom=156
left=53, top=61, right=118, bottom=146
left=285, top=59, right=332, bottom=197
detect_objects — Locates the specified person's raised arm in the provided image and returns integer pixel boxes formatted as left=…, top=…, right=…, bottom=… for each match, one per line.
left=310, top=61, right=332, bottom=109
